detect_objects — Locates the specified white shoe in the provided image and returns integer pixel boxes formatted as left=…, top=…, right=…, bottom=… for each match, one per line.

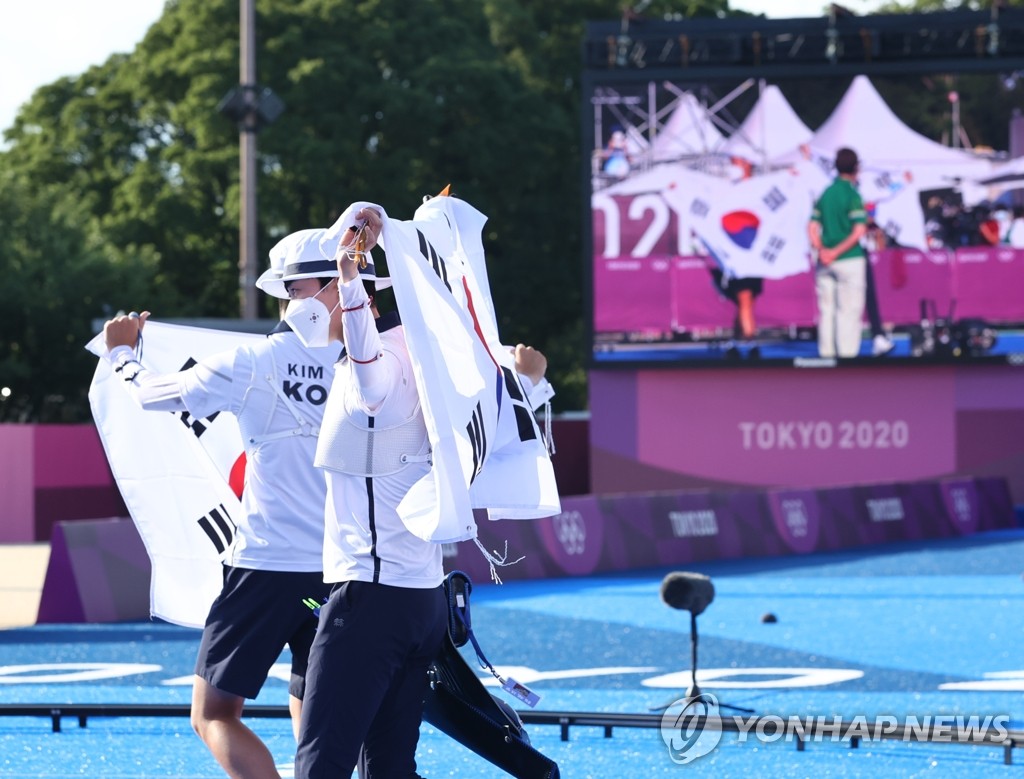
left=872, top=334, right=895, bottom=356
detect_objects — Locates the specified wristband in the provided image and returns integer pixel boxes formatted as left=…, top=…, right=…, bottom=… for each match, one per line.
left=349, top=352, right=382, bottom=365
left=341, top=299, right=370, bottom=313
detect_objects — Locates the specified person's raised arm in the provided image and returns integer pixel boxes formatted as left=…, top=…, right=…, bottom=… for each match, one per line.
left=102, top=311, right=189, bottom=411
left=334, top=206, right=393, bottom=412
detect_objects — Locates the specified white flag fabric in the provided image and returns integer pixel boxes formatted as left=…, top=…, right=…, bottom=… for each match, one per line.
left=322, top=198, right=561, bottom=544
left=662, top=168, right=815, bottom=280
left=86, top=323, right=260, bottom=628
left=857, top=167, right=929, bottom=251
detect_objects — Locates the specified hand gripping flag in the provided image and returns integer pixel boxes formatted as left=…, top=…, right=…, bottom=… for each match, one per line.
left=322, top=196, right=561, bottom=545
left=86, top=323, right=260, bottom=628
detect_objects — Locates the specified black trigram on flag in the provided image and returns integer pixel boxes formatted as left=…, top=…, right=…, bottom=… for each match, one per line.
left=197, top=504, right=236, bottom=554
left=465, top=402, right=488, bottom=484
left=416, top=230, right=452, bottom=294
left=500, top=366, right=538, bottom=443
left=762, top=186, right=788, bottom=212
left=176, top=357, right=220, bottom=438
left=761, top=235, right=786, bottom=264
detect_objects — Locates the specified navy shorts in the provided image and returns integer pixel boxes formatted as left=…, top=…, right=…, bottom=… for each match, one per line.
left=195, top=566, right=332, bottom=700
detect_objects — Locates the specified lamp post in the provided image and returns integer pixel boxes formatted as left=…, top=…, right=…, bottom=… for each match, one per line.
left=217, top=0, right=284, bottom=320
left=239, top=0, right=258, bottom=320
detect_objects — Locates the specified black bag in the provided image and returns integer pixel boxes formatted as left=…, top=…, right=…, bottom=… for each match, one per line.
left=422, top=571, right=560, bottom=779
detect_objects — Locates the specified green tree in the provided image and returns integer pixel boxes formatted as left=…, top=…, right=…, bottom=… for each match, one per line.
left=0, top=0, right=734, bottom=421
left=0, top=173, right=157, bottom=421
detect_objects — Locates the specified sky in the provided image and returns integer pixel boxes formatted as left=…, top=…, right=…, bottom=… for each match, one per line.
left=0, top=0, right=892, bottom=138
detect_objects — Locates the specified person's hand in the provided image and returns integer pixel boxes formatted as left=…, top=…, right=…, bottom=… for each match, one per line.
left=818, top=247, right=837, bottom=266
left=337, top=207, right=383, bottom=282
left=514, top=343, right=547, bottom=385
left=104, top=311, right=150, bottom=351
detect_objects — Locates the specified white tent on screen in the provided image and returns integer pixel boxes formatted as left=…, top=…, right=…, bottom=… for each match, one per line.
left=773, top=75, right=992, bottom=249
left=721, top=83, right=814, bottom=167
left=776, top=75, right=988, bottom=180
left=649, top=91, right=726, bottom=163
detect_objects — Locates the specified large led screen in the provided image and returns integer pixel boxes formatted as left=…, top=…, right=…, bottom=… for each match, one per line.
left=586, top=72, right=1024, bottom=367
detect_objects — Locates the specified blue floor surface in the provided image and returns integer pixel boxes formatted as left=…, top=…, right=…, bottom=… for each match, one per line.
left=1, top=529, right=1023, bottom=777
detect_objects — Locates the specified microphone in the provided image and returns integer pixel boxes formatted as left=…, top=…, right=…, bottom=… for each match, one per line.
left=660, top=572, right=715, bottom=617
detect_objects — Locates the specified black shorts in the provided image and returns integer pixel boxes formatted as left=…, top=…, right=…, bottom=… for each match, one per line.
left=195, top=566, right=332, bottom=700
left=710, top=268, right=764, bottom=302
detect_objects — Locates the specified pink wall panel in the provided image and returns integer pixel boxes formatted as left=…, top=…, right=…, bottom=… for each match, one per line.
left=33, top=424, right=114, bottom=488
left=635, top=367, right=956, bottom=488
left=591, top=364, right=1024, bottom=504
left=0, top=425, right=35, bottom=542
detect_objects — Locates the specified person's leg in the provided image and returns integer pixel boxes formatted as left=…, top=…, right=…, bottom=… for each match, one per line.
left=358, top=660, right=434, bottom=778
left=289, top=695, right=302, bottom=742
left=864, top=255, right=884, bottom=338
left=864, top=257, right=894, bottom=355
left=736, top=289, right=756, bottom=339
left=815, top=265, right=838, bottom=358
left=191, top=677, right=281, bottom=779
left=287, top=578, right=331, bottom=743
left=296, top=583, right=447, bottom=779
left=194, top=567, right=326, bottom=775
left=835, top=258, right=868, bottom=358
left=296, top=582, right=396, bottom=778
left=359, top=588, right=447, bottom=778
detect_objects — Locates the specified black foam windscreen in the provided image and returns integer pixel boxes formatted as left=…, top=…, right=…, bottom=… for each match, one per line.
left=660, top=572, right=715, bottom=616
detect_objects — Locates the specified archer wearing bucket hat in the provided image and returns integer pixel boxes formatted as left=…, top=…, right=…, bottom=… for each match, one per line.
left=257, top=227, right=394, bottom=349
left=256, top=227, right=391, bottom=299
left=98, top=226, right=352, bottom=778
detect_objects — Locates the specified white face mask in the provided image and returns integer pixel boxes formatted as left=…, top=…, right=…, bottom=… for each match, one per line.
left=284, top=285, right=339, bottom=348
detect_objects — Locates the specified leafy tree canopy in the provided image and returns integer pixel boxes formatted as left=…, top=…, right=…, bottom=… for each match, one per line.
left=5, top=0, right=1007, bottom=421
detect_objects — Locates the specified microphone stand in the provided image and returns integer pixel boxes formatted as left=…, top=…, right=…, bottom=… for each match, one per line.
left=649, top=611, right=755, bottom=715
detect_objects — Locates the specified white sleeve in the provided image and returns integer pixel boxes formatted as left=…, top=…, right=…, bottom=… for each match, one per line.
left=338, top=278, right=393, bottom=412
left=107, top=345, right=188, bottom=411
left=525, top=377, right=555, bottom=411
left=106, top=345, right=235, bottom=417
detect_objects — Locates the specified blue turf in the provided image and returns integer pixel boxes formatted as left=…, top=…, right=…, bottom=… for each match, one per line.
left=1, top=529, right=1023, bottom=777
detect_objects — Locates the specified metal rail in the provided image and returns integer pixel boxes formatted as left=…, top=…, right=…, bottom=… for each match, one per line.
left=1, top=704, right=1021, bottom=766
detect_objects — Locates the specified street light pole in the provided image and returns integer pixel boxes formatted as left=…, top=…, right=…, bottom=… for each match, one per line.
left=218, top=0, right=283, bottom=319
left=239, top=0, right=258, bottom=320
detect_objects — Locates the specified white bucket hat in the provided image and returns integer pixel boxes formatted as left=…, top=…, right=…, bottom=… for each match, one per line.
left=255, top=227, right=391, bottom=300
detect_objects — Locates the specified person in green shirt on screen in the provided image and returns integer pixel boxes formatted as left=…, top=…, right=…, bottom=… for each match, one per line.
left=808, top=147, right=868, bottom=359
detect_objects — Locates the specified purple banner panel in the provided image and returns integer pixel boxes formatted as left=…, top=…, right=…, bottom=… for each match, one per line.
left=766, top=490, right=822, bottom=554
left=769, top=477, right=1015, bottom=555
left=594, top=256, right=674, bottom=334
left=594, top=247, right=1024, bottom=334
left=752, top=272, right=818, bottom=329
left=28, top=480, right=1015, bottom=623
left=954, top=246, right=1024, bottom=321
left=873, top=248, right=953, bottom=326
left=443, top=477, right=1015, bottom=586
left=37, top=517, right=151, bottom=624
left=668, top=258, right=734, bottom=333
